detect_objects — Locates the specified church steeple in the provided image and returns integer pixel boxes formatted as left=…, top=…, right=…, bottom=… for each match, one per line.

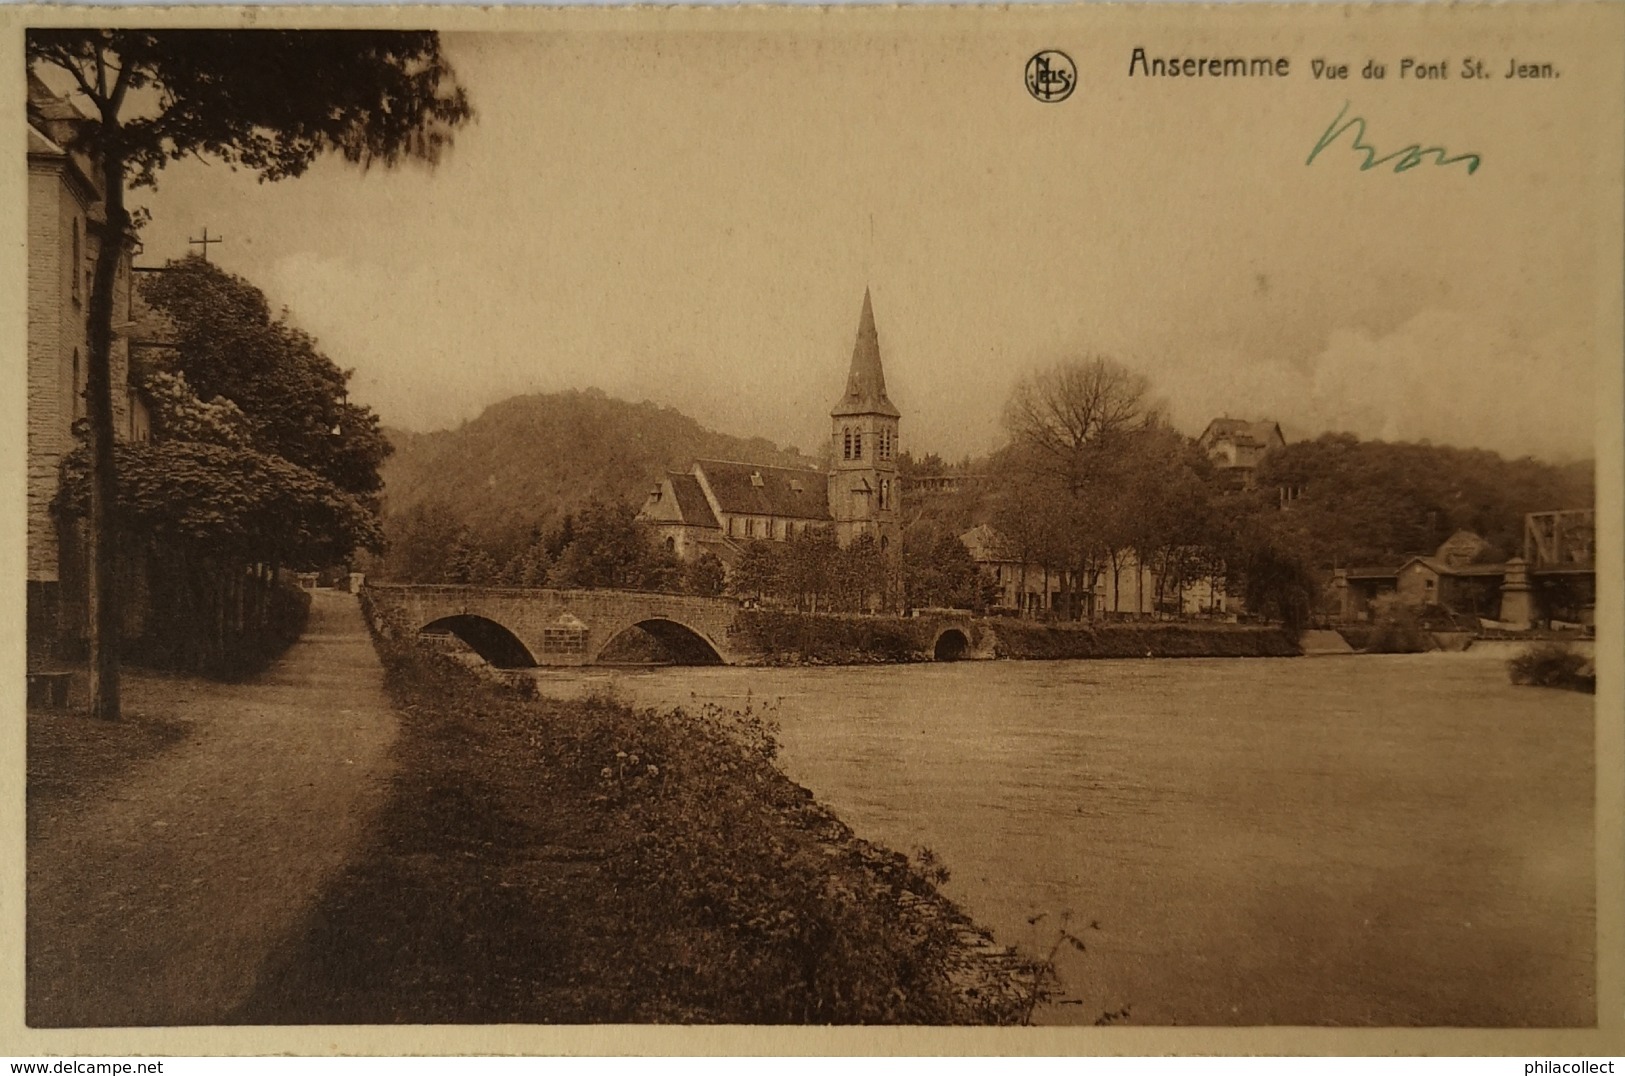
left=827, top=289, right=901, bottom=555
left=831, top=288, right=901, bottom=419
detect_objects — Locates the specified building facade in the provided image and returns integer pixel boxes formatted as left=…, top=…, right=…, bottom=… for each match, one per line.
left=637, top=289, right=902, bottom=565
left=959, top=523, right=1228, bottom=619
left=27, top=73, right=149, bottom=656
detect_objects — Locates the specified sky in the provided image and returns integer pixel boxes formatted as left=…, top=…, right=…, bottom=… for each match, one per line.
left=100, top=11, right=1608, bottom=463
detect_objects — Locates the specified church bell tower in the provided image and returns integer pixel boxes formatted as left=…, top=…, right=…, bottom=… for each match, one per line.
left=828, top=288, right=901, bottom=551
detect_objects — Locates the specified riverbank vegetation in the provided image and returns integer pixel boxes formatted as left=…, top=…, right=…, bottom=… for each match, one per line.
left=990, top=620, right=1297, bottom=660
left=236, top=598, right=1030, bottom=1024
left=728, top=610, right=1296, bottom=664
left=1508, top=643, right=1595, bottom=694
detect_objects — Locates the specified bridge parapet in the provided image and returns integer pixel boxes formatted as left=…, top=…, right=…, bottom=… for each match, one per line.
left=366, top=584, right=745, bottom=666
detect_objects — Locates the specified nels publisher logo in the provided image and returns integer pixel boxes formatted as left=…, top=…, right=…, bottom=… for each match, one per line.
left=1025, top=50, right=1076, bottom=103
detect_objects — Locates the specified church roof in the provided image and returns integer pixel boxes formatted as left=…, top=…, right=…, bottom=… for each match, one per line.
left=638, top=472, right=719, bottom=528
left=830, top=288, right=901, bottom=419
left=667, top=473, right=718, bottom=528
left=695, top=459, right=833, bottom=521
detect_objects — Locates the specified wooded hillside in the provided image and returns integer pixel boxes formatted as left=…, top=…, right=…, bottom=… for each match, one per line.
left=377, top=389, right=816, bottom=565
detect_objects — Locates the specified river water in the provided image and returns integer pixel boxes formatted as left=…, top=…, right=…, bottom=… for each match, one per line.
left=527, top=651, right=1594, bottom=1026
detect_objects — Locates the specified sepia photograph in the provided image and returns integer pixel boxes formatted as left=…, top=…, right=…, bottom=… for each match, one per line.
left=10, top=2, right=1622, bottom=1052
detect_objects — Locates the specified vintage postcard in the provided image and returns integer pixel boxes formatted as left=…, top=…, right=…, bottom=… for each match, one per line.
left=3, top=0, right=1621, bottom=1058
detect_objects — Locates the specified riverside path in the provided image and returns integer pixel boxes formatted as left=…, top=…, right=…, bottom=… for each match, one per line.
left=27, top=589, right=399, bottom=1027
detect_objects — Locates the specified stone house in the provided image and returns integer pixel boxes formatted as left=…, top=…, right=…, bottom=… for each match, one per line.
left=1332, top=530, right=1510, bottom=622
left=27, top=73, right=150, bottom=656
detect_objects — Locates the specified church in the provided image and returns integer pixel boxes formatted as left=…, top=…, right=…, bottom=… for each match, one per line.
left=636, top=289, right=901, bottom=570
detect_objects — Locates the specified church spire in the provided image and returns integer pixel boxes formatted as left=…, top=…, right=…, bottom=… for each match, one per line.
left=831, top=287, right=901, bottom=418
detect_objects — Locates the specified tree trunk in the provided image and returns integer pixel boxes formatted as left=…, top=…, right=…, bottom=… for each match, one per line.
left=85, top=144, right=130, bottom=719
left=1156, top=549, right=1172, bottom=619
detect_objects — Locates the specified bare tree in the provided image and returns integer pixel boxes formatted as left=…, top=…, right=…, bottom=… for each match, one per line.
left=1002, top=357, right=1159, bottom=492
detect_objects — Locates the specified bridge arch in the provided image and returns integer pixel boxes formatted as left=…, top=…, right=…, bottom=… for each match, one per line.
left=420, top=615, right=538, bottom=668
left=931, top=627, right=970, bottom=662
left=592, top=617, right=726, bottom=666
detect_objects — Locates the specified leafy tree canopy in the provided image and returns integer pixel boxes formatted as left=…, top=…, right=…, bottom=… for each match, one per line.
left=27, top=30, right=470, bottom=189
left=139, top=257, right=392, bottom=497
left=56, top=440, right=383, bottom=570
left=1252, top=433, right=1594, bottom=567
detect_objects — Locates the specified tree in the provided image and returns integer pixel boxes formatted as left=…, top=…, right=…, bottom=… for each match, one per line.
left=902, top=527, right=989, bottom=611
left=1222, top=510, right=1318, bottom=633
left=1003, top=357, right=1158, bottom=493
left=547, top=500, right=676, bottom=591
left=730, top=541, right=785, bottom=604
left=28, top=29, right=471, bottom=718
left=382, top=500, right=463, bottom=583
left=139, top=258, right=392, bottom=498
left=832, top=532, right=887, bottom=613
left=781, top=528, right=838, bottom=612
left=684, top=551, right=727, bottom=597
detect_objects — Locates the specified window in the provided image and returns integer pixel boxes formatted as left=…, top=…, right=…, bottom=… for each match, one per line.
left=664, top=536, right=676, bottom=553
left=71, top=219, right=81, bottom=303
left=746, top=517, right=756, bottom=537
left=843, top=427, right=853, bottom=460
left=853, top=430, right=863, bottom=459
left=727, top=517, right=736, bottom=537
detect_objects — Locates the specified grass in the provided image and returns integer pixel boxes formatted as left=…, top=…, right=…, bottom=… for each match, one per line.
left=233, top=601, right=1030, bottom=1024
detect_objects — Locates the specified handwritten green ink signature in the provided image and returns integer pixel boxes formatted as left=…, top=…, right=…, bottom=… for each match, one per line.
left=1308, top=101, right=1481, bottom=174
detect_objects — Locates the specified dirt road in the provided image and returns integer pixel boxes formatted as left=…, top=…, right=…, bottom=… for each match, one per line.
left=27, top=589, right=399, bottom=1027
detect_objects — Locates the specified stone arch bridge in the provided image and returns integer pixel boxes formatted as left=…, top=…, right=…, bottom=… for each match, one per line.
left=367, top=584, right=747, bottom=667
left=365, top=584, right=986, bottom=667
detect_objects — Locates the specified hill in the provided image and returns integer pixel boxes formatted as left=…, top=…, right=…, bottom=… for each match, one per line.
left=377, top=388, right=818, bottom=550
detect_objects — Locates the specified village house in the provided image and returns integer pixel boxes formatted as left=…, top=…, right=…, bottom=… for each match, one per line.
left=1197, top=417, right=1285, bottom=489
left=637, top=289, right=902, bottom=569
left=1333, top=517, right=1595, bottom=629
left=27, top=73, right=150, bottom=658
left=1333, top=530, right=1512, bottom=623
left=958, top=523, right=1228, bottom=619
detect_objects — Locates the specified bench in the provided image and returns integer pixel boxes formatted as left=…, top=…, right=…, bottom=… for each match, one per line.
left=26, top=671, right=73, bottom=709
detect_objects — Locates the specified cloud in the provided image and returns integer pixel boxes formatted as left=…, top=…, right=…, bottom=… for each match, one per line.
left=1163, top=310, right=1593, bottom=461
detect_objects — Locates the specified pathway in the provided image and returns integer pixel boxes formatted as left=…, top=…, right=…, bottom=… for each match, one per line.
left=27, top=590, right=399, bottom=1027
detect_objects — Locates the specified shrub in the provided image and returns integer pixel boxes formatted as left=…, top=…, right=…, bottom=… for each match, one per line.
left=733, top=609, right=925, bottom=664
left=989, top=620, right=1297, bottom=660
left=1363, top=599, right=1432, bottom=654
left=1508, top=643, right=1595, bottom=693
